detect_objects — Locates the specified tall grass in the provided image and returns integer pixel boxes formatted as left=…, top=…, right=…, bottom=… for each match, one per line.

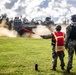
left=0, top=37, right=76, bottom=75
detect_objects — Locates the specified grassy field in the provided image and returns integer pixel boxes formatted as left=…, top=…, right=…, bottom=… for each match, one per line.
left=0, top=37, right=76, bottom=75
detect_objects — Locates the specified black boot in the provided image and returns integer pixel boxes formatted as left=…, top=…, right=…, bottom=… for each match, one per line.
left=61, top=67, right=65, bottom=70
left=66, top=69, right=70, bottom=73
left=51, top=67, right=56, bottom=71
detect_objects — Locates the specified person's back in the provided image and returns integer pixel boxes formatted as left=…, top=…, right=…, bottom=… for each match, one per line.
left=65, top=14, right=76, bottom=73
left=69, top=23, right=76, bottom=39
left=51, top=25, right=65, bottom=70
left=53, top=31, right=64, bottom=52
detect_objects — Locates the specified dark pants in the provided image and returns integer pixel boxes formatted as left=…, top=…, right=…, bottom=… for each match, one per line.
left=52, top=46, right=65, bottom=68
left=67, top=40, right=76, bottom=70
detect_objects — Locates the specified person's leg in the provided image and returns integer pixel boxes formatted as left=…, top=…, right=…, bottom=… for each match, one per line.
left=58, top=52, right=65, bottom=70
left=67, top=49, right=74, bottom=73
left=52, top=51, right=58, bottom=70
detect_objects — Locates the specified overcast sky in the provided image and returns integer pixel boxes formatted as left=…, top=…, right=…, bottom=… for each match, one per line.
left=0, top=0, right=76, bottom=23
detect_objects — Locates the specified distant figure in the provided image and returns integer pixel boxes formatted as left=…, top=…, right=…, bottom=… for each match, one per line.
left=65, top=14, right=76, bottom=73
left=41, top=25, right=65, bottom=71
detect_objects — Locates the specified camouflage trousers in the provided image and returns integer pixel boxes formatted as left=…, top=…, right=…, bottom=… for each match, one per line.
left=52, top=46, right=65, bottom=68
left=67, top=40, right=76, bottom=70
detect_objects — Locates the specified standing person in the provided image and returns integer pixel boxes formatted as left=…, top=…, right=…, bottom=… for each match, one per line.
left=41, top=25, right=65, bottom=71
left=65, top=14, right=76, bottom=73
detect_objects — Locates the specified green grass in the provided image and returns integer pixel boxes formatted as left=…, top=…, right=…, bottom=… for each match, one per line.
left=0, top=37, right=76, bottom=75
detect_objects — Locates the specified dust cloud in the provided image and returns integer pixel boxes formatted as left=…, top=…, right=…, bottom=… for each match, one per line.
left=0, top=19, right=17, bottom=37
left=31, top=25, right=51, bottom=38
left=49, top=24, right=68, bottom=34
left=61, top=24, right=68, bottom=33
left=0, top=19, right=68, bottom=38
left=29, top=24, right=68, bottom=38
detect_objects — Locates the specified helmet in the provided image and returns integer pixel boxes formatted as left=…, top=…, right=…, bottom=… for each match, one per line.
left=55, top=25, right=61, bottom=31
left=71, top=14, right=76, bottom=22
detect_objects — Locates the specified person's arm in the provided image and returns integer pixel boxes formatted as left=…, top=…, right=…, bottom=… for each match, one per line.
left=41, top=33, right=56, bottom=47
left=41, top=34, right=52, bottom=39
